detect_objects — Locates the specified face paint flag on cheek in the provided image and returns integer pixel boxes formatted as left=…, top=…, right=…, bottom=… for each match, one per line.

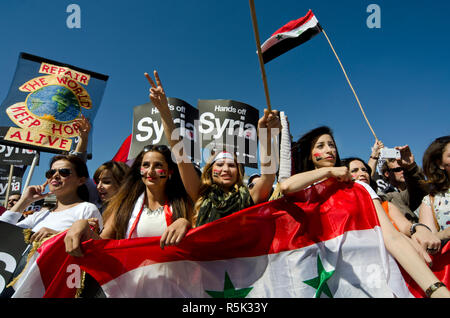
left=212, top=169, right=220, bottom=177
left=140, top=168, right=146, bottom=176
left=313, top=153, right=323, bottom=161
left=156, top=169, right=167, bottom=178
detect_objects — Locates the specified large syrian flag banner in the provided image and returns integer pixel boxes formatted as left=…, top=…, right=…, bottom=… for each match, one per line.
left=261, top=10, right=322, bottom=64
left=11, top=179, right=434, bottom=298
left=0, top=52, right=108, bottom=156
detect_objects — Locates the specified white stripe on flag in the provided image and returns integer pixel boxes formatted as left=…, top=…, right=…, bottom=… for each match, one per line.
left=11, top=252, right=46, bottom=298
left=100, top=228, right=413, bottom=298
left=261, top=16, right=319, bottom=53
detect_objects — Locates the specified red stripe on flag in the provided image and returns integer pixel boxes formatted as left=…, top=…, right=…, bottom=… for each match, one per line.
left=271, top=9, right=315, bottom=36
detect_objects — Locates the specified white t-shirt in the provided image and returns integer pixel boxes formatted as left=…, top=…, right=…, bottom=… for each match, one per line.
left=355, top=180, right=380, bottom=200
left=0, top=202, right=103, bottom=233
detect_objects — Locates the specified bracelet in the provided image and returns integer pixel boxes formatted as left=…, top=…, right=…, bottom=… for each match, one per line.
left=425, top=282, right=446, bottom=298
left=410, top=223, right=431, bottom=236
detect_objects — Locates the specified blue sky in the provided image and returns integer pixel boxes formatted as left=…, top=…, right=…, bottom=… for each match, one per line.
left=0, top=0, right=449, bottom=186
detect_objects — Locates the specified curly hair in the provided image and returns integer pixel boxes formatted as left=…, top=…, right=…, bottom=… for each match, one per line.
left=421, top=136, right=450, bottom=195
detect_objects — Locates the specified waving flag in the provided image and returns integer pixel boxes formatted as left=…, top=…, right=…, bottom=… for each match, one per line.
left=11, top=179, right=420, bottom=298
left=112, top=133, right=132, bottom=164
left=261, top=10, right=322, bottom=63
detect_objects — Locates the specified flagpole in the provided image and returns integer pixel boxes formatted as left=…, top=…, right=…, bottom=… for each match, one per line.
left=321, top=28, right=378, bottom=141
left=249, top=0, right=272, bottom=112
left=4, top=165, right=14, bottom=207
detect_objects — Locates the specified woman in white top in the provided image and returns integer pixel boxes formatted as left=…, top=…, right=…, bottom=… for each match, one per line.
left=0, top=155, right=102, bottom=242
left=279, top=126, right=449, bottom=298
left=65, top=145, right=193, bottom=256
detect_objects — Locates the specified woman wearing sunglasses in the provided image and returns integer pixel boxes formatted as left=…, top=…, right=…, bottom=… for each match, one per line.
left=143, top=71, right=280, bottom=227
left=0, top=155, right=102, bottom=243
left=277, top=126, right=449, bottom=298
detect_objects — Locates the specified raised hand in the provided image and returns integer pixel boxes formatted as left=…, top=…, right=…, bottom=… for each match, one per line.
left=22, top=180, right=51, bottom=205
left=145, top=70, right=170, bottom=114
left=395, top=145, right=415, bottom=168
left=73, top=114, right=91, bottom=139
left=371, top=139, right=384, bottom=158
left=258, top=108, right=281, bottom=132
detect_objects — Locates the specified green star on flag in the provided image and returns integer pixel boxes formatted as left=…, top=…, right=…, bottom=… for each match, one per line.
left=205, top=272, right=253, bottom=298
left=303, top=254, right=335, bottom=298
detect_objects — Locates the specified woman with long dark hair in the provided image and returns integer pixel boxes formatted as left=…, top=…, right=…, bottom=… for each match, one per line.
left=65, top=145, right=193, bottom=256
left=279, top=126, right=449, bottom=298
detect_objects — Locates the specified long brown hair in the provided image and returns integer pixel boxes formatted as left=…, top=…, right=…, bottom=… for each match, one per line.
left=102, top=145, right=193, bottom=239
left=421, top=136, right=450, bottom=195
left=192, top=151, right=244, bottom=224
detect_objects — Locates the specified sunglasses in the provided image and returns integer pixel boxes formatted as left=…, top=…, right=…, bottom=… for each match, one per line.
left=45, top=168, right=72, bottom=179
left=388, top=167, right=404, bottom=173
left=143, top=144, right=169, bottom=153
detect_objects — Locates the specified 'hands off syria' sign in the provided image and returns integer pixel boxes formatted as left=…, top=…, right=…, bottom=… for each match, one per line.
left=0, top=52, right=108, bottom=154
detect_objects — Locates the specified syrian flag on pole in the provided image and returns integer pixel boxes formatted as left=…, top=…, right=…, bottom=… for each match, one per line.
left=261, top=10, right=322, bottom=64
left=11, top=179, right=428, bottom=298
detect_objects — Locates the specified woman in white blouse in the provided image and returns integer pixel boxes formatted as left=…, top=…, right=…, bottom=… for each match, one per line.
left=64, top=145, right=193, bottom=256
left=0, top=155, right=102, bottom=242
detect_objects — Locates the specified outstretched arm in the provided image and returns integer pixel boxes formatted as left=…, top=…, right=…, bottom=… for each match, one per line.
left=368, top=139, right=383, bottom=177
left=144, top=71, right=201, bottom=203
left=279, top=167, right=351, bottom=195
left=249, top=108, right=280, bottom=204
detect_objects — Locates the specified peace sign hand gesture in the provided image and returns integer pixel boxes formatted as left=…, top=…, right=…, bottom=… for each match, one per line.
left=145, top=70, right=170, bottom=116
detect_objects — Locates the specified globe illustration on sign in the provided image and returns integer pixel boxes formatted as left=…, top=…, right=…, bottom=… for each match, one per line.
left=26, top=85, right=81, bottom=123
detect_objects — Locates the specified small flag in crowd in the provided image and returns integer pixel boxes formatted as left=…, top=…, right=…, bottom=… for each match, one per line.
left=9, top=179, right=422, bottom=298
left=261, top=10, right=322, bottom=63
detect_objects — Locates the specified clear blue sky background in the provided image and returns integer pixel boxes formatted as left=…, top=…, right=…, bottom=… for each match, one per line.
left=0, top=0, right=449, bottom=187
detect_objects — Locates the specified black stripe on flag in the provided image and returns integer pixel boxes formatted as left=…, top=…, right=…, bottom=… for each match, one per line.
left=262, top=23, right=322, bottom=64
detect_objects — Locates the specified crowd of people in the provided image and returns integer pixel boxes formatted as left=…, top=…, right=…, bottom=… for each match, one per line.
left=0, top=71, right=449, bottom=298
